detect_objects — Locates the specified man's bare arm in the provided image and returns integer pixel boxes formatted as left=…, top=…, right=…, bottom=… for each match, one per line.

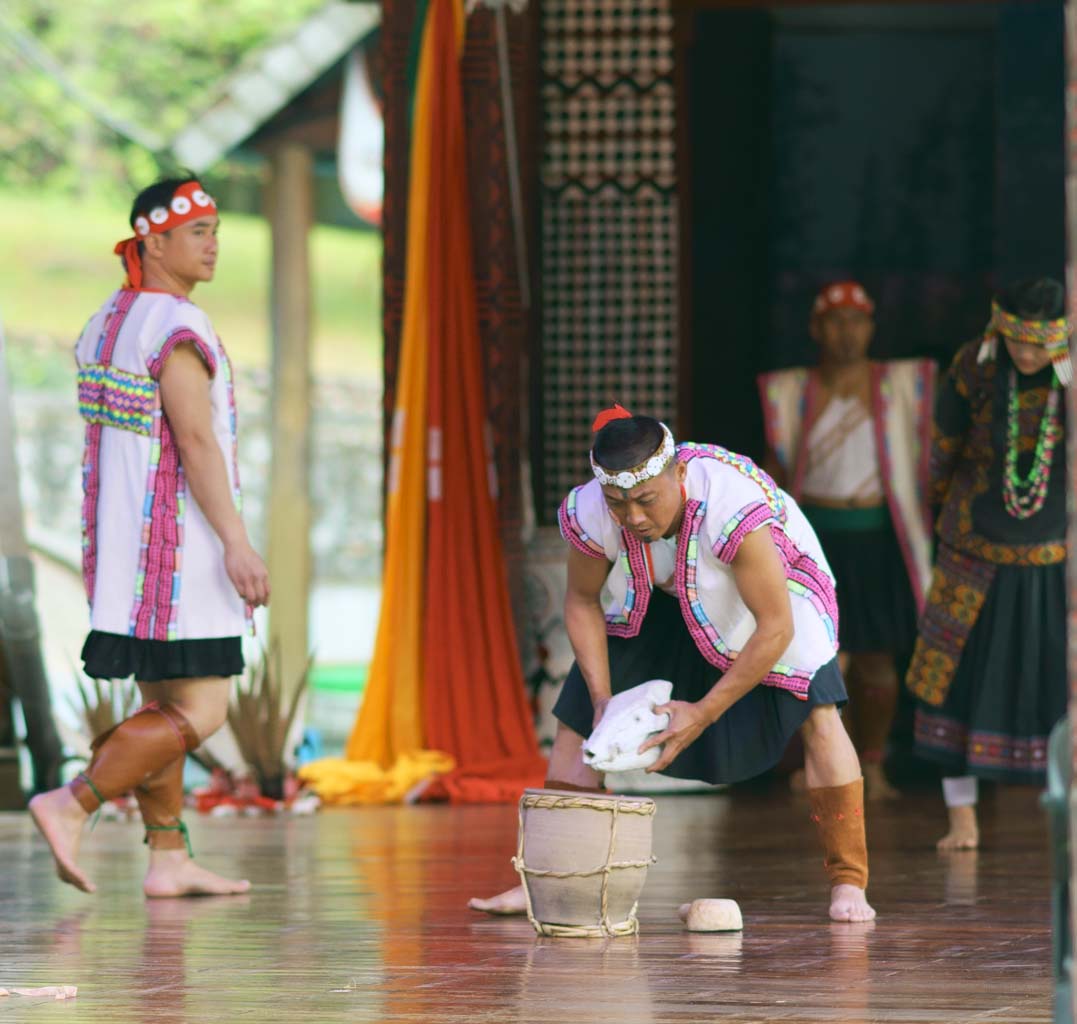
left=158, top=344, right=270, bottom=607
left=642, top=526, right=794, bottom=771
left=697, top=526, right=794, bottom=721
left=563, top=546, right=614, bottom=722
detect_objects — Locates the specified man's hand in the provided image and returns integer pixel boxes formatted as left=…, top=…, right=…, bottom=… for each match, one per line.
left=225, top=541, right=271, bottom=607
left=639, top=700, right=711, bottom=773
left=591, top=694, right=612, bottom=731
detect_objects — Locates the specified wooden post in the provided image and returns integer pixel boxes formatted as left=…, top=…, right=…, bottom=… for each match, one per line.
left=0, top=317, right=61, bottom=797
left=266, top=142, right=313, bottom=697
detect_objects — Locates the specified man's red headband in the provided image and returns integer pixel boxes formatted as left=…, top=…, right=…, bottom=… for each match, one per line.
left=113, top=181, right=218, bottom=290
left=812, top=281, right=874, bottom=318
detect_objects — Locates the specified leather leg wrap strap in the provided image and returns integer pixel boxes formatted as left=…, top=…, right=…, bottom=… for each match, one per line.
left=808, top=777, right=869, bottom=890
left=70, top=702, right=200, bottom=814
left=137, top=756, right=190, bottom=852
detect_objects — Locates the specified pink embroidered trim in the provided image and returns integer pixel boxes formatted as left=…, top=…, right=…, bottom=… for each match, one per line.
left=713, top=501, right=776, bottom=565
left=606, top=529, right=652, bottom=637
left=81, top=291, right=138, bottom=604
left=558, top=487, right=607, bottom=560
left=147, top=328, right=218, bottom=380
left=790, top=372, right=824, bottom=502
left=871, top=364, right=910, bottom=594
left=757, top=368, right=809, bottom=474
left=916, top=361, right=935, bottom=531
left=915, top=709, right=1048, bottom=772
left=770, top=526, right=840, bottom=649
left=873, top=361, right=933, bottom=615
left=757, top=374, right=782, bottom=462
left=131, top=412, right=183, bottom=640
left=673, top=499, right=812, bottom=700
left=677, top=443, right=787, bottom=522
left=80, top=424, right=103, bottom=604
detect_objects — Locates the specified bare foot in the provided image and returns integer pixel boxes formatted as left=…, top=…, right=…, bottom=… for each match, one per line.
left=863, top=763, right=900, bottom=802
left=936, top=804, right=979, bottom=851
left=467, top=885, right=527, bottom=915
left=829, top=884, right=875, bottom=923
left=678, top=902, right=691, bottom=922
left=143, top=851, right=251, bottom=898
left=28, top=788, right=95, bottom=894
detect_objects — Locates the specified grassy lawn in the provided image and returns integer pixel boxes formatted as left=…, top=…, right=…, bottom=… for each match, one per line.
left=0, top=188, right=382, bottom=380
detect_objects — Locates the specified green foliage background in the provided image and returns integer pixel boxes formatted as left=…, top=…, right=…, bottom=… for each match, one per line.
left=0, top=2, right=382, bottom=378
left=0, top=0, right=328, bottom=196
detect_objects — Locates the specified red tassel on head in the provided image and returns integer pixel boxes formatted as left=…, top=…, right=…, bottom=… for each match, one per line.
left=113, top=236, right=143, bottom=290
left=591, top=403, right=633, bottom=433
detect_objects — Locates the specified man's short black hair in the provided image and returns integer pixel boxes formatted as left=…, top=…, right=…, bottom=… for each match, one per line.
left=592, top=416, right=667, bottom=472
left=129, top=173, right=199, bottom=229
left=997, top=278, right=1065, bottom=321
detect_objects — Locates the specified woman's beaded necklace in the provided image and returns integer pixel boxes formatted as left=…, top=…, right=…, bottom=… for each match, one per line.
left=1002, top=367, right=1061, bottom=519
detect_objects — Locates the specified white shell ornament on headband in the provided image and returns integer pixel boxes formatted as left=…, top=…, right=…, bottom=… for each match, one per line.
left=192, top=189, right=213, bottom=207
left=590, top=422, right=676, bottom=489
left=171, top=195, right=192, bottom=215
left=149, top=207, right=169, bottom=225
left=134, top=216, right=151, bottom=236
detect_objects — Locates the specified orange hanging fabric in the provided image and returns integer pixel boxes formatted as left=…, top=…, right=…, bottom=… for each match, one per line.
left=418, top=0, right=544, bottom=801
left=305, top=0, right=544, bottom=805
left=340, top=1, right=441, bottom=770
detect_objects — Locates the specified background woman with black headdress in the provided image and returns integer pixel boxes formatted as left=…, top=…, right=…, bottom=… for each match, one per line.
left=907, top=278, right=1070, bottom=850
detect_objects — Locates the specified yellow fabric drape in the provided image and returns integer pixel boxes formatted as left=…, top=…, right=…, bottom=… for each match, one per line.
left=298, top=752, right=454, bottom=806
left=301, top=2, right=454, bottom=803
left=344, top=5, right=432, bottom=766
left=303, top=0, right=546, bottom=805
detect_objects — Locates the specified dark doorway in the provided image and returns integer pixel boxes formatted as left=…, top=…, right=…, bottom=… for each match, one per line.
left=677, top=1, right=1065, bottom=459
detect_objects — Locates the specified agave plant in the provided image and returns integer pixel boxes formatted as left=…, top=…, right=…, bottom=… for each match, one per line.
left=69, top=673, right=137, bottom=740
left=227, top=641, right=310, bottom=800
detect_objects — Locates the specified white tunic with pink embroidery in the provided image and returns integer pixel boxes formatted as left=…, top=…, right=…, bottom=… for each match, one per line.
left=558, top=444, right=839, bottom=700
left=74, top=288, right=248, bottom=641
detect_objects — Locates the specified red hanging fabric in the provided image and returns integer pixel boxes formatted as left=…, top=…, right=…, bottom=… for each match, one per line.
left=418, top=0, right=545, bottom=802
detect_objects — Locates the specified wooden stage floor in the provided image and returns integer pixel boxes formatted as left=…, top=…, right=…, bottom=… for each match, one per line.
left=0, top=783, right=1055, bottom=1023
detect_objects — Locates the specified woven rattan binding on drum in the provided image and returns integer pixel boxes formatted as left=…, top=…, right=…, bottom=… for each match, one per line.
left=512, top=792, right=657, bottom=937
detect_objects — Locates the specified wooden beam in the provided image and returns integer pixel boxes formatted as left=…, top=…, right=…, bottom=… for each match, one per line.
left=266, top=142, right=313, bottom=699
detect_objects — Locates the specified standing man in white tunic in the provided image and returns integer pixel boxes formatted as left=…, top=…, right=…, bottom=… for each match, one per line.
left=758, top=283, right=935, bottom=799
left=29, top=176, right=269, bottom=897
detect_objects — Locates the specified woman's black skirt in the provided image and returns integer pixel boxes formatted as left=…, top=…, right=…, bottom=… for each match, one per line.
left=81, top=630, right=244, bottom=683
left=913, top=561, right=1066, bottom=784
left=553, top=590, right=848, bottom=785
left=802, top=504, right=919, bottom=655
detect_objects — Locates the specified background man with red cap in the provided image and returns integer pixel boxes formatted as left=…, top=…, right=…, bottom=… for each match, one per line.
left=758, top=282, right=936, bottom=800
left=29, top=175, right=269, bottom=897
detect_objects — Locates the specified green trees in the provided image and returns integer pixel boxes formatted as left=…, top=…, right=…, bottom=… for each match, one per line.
left=0, top=0, right=325, bottom=196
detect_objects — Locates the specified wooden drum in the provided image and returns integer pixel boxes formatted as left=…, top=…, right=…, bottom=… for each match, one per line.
left=512, top=788, right=657, bottom=937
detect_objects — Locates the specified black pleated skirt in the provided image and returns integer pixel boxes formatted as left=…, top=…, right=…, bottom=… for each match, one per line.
left=803, top=505, right=920, bottom=655
left=553, top=590, right=848, bottom=785
left=913, top=561, right=1066, bottom=783
left=81, top=630, right=244, bottom=683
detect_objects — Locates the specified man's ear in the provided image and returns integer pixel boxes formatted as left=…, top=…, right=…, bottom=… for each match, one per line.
left=675, top=460, right=687, bottom=484
left=142, top=232, right=167, bottom=259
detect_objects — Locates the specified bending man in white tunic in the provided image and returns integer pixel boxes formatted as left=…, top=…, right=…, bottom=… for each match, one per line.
left=30, top=176, right=269, bottom=897
left=470, top=406, right=874, bottom=922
